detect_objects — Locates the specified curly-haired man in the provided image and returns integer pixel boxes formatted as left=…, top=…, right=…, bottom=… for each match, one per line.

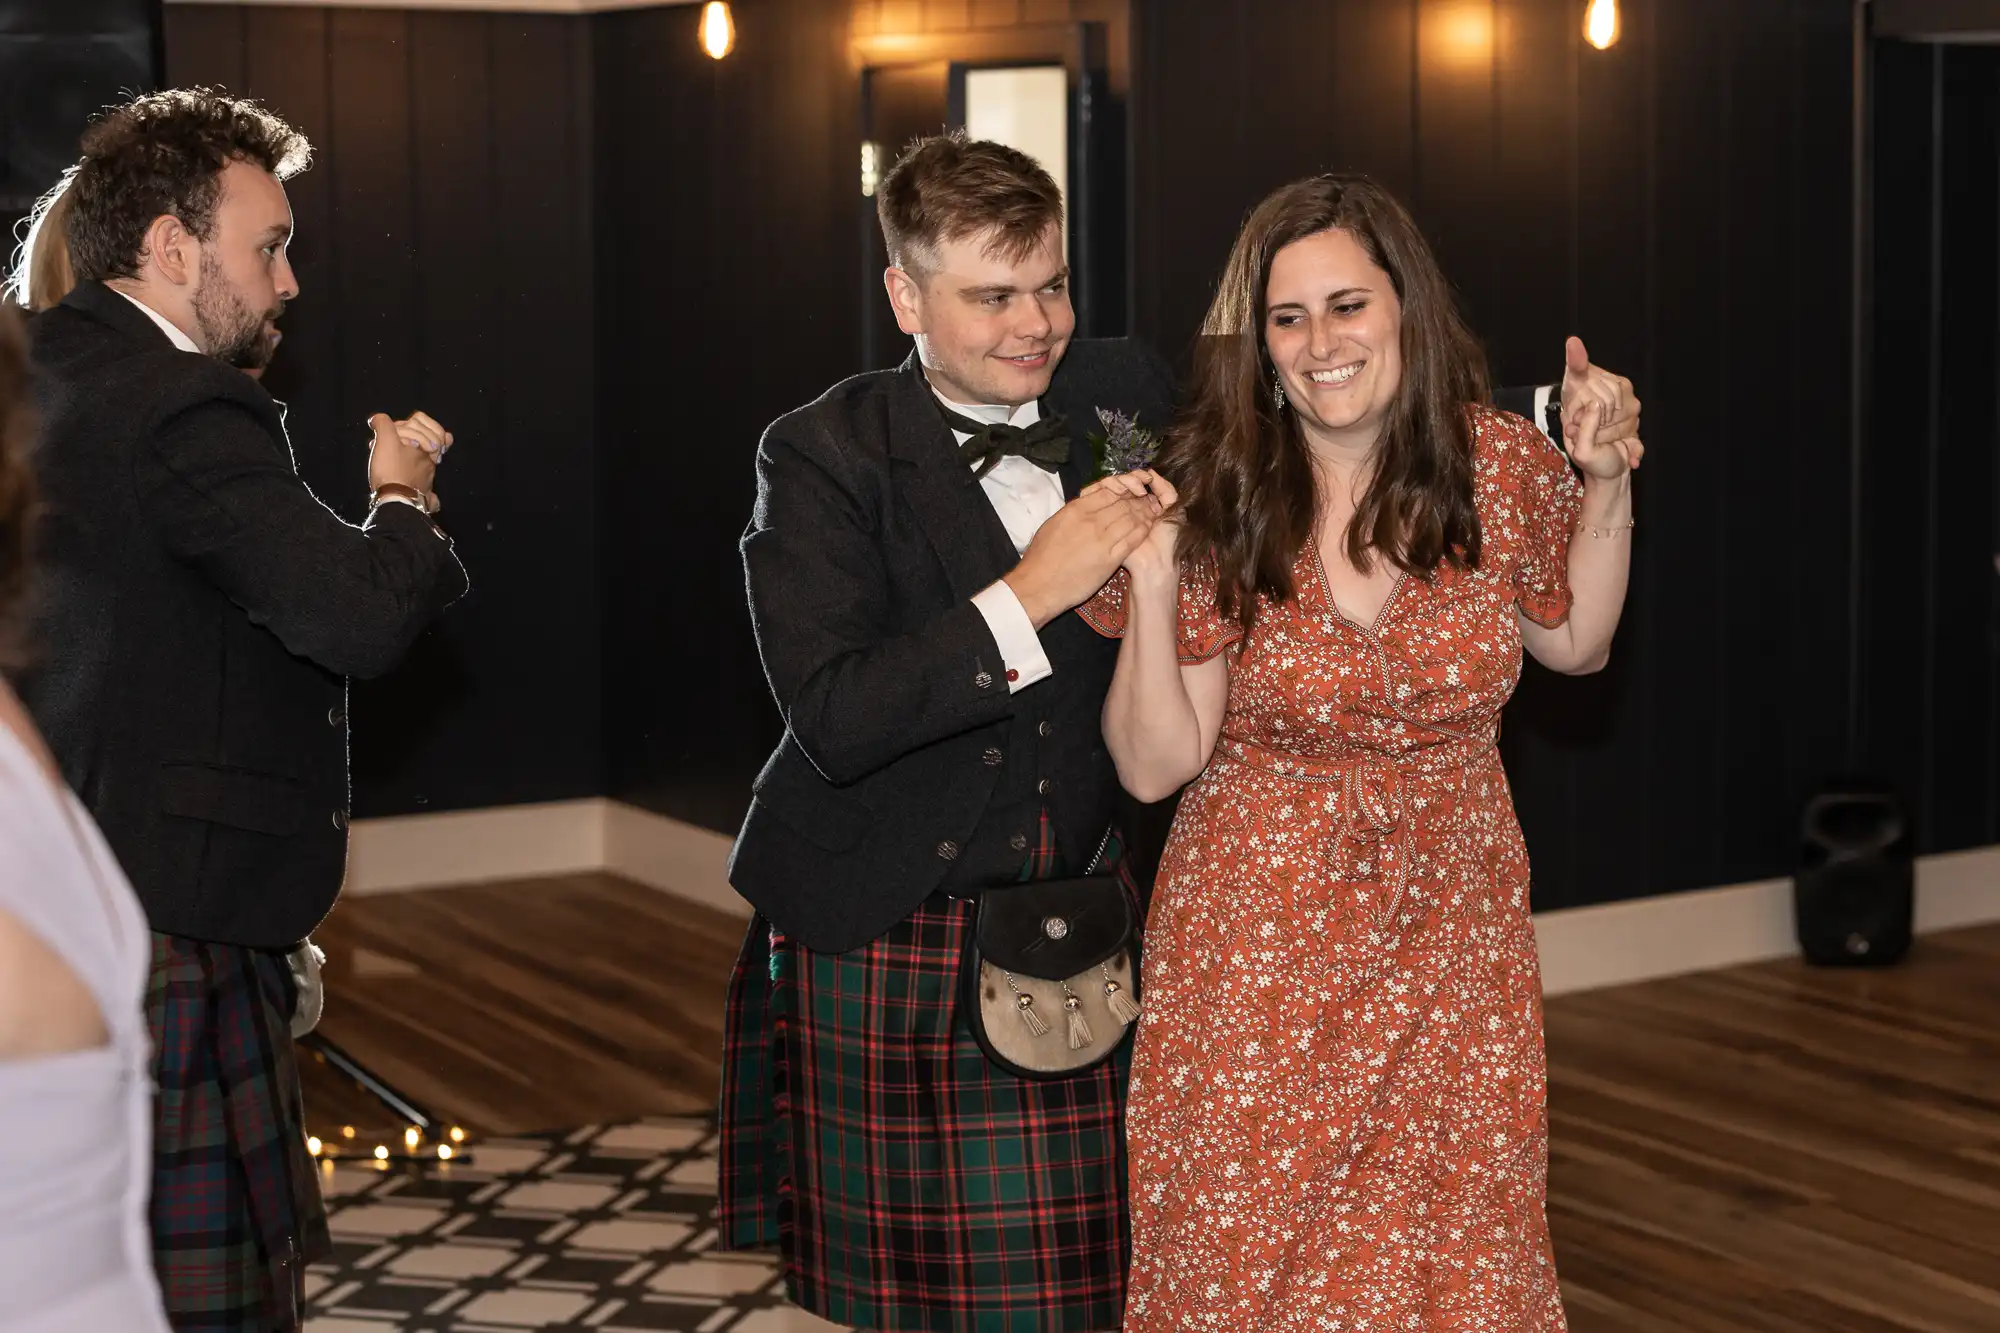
left=23, top=88, right=469, bottom=1332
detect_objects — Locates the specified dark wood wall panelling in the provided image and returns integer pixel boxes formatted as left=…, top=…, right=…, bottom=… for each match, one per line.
left=1131, top=0, right=1857, bottom=912
left=1867, top=40, right=2000, bottom=856
left=163, top=4, right=603, bottom=818
left=592, top=0, right=853, bottom=831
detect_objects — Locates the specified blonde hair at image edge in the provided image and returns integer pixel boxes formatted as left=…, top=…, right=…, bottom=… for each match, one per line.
left=6, top=171, right=79, bottom=313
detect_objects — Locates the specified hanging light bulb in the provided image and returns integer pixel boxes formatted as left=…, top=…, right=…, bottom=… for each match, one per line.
left=373, top=1145, right=389, bottom=1162
left=437, top=1144, right=454, bottom=1161
left=700, top=2, right=735, bottom=60
left=1584, top=0, right=1620, bottom=50
left=307, top=1136, right=323, bottom=1157
left=404, top=1126, right=421, bottom=1150
left=341, top=1125, right=356, bottom=1139
left=449, top=1126, right=466, bottom=1144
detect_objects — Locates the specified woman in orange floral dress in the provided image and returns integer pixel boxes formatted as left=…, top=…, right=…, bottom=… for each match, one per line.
left=1083, top=177, right=1642, bottom=1330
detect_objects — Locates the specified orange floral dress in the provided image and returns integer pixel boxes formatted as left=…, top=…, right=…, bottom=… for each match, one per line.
left=1080, top=405, right=1582, bottom=1332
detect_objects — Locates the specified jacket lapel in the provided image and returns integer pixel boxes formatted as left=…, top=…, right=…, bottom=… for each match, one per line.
left=887, top=356, right=1019, bottom=601
left=1041, top=357, right=1095, bottom=501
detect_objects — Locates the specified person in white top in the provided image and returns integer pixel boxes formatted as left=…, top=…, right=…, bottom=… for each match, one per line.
left=0, top=303, right=171, bottom=1331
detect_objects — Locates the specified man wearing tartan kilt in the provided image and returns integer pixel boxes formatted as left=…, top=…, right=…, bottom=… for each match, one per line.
left=718, top=133, right=1176, bottom=1332
left=24, top=90, right=468, bottom=1331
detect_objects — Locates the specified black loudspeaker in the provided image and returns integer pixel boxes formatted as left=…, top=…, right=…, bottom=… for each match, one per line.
left=1795, top=787, right=1914, bottom=967
left=0, top=0, right=164, bottom=213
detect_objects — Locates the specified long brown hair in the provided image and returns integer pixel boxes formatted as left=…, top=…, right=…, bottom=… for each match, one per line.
left=1160, top=175, right=1489, bottom=637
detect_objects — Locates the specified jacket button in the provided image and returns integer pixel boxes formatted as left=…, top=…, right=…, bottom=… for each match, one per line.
left=1010, top=832, right=1029, bottom=852
left=327, top=706, right=345, bottom=728
left=936, top=840, right=960, bottom=861
left=974, top=671, right=994, bottom=689
left=1038, top=778, right=1051, bottom=795
left=982, top=747, right=1003, bottom=766
left=331, top=810, right=348, bottom=832
left=1038, top=720, right=1053, bottom=737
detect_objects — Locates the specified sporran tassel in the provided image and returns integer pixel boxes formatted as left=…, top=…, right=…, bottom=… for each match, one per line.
left=1063, top=990, right=1093, bottom=1050
left=1010, top=980, right=1050, bottom=1037
left=1102, top=967, right=1141, bottom=1025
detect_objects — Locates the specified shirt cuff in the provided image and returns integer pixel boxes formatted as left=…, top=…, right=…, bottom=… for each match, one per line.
left=1533, top=385, right=1559, bottom=445
left=972, top=581, right=1053, bottom=693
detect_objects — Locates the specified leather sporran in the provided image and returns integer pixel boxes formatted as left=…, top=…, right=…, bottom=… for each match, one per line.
left=959, top=872, right=1141, bottom=1080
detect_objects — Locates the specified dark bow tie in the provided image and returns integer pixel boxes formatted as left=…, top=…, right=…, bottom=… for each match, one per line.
left=939, top=404, right=1072, bottom=479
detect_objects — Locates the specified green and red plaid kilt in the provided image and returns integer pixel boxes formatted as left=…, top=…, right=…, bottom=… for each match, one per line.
left=145, top=934, right=330, bottom=1332
left=719, top=812, right=1141, bottom=1333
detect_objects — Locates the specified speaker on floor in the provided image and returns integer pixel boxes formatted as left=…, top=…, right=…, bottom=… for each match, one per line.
left=1794, top=785, right=1914, bottom=967
left=0, top=0, right=164, bottom=214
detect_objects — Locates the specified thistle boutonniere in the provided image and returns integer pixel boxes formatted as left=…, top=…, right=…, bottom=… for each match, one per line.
left=1088, top=407, right=1161, bottom=479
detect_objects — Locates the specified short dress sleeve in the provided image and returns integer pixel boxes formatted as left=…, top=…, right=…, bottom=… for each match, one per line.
left=1077, top=557, right=1244, bottom=664
left=1488, top=406, right=1585, bottom=629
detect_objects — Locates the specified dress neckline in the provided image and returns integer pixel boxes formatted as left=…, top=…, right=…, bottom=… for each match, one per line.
left=1305, top=539, right=1406, bottom=636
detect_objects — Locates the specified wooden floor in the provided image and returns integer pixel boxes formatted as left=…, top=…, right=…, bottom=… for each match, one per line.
left=299, top=873, right=744, bottom=1140
left=1547, top=924, right=2000, bottom=1331
left=302, top=876, right=2000, bottom=1328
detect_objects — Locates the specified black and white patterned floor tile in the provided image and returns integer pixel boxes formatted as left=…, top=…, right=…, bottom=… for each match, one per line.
left=303, top=1117, right=846, bottom=1333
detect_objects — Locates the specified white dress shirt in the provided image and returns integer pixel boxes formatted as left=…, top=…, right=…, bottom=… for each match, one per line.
left=111, top=289, right=202, bottom=354
left=933, top=387, right=1068, bottom=695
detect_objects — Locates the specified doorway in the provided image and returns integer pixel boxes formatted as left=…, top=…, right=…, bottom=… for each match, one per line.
left=856, top=22, right=1123, bottom=371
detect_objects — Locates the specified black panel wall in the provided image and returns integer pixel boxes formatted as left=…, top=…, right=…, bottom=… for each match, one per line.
left=1867, top=40, right=2000, bottom=855
left=164, top=4, right=603, bottom=818
left=593, top=0, right=854, bottom=832
left=1132, top=0, right=1859, bottom=911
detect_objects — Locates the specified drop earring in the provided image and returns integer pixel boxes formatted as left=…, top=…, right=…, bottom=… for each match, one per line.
left=1272, top=373, right=1287, bottom=411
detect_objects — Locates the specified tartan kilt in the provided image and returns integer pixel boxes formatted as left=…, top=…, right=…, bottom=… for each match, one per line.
left=145, top=934, right=330, bottom=1333
left=719, top=812, right=1141, bottom=1333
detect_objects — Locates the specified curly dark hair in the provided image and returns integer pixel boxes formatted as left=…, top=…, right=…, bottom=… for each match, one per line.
left=0, top=306, right=35, bottom=669
left=1161, top=175, right=1490, bottom=637
left=66, top=87, right=312, bottom=284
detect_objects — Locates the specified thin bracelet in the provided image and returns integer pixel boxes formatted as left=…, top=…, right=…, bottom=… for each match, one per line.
left=1579, top=517, right=1635, bottom=539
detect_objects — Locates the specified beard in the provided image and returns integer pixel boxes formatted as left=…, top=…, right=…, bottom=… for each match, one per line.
left=192, top=251, right=282, bottom=370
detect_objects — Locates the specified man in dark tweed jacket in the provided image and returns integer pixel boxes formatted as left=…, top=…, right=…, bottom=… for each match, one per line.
left=718, top=132, right=1641, bottom=1332
left=24, top=90, right=467, bottom=1332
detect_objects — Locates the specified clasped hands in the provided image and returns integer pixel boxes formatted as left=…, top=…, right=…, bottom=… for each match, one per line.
left=1000, top=470, right=1180, bottom=630
left=365, top=410, right=455, bottom=512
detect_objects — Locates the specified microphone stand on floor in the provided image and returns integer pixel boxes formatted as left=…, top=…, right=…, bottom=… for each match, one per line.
left=298, top=1032, right=471, bottom=1167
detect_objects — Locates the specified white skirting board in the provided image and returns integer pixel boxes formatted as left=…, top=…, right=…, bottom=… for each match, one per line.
left=345, top=801, right=2000, bottom=997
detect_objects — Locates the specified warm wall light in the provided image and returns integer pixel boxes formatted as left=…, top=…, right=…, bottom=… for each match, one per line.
left=1585, top=0, right=1621, bottom=50
left=700, top=2, right=735, bottom=60
left=1421, top=2, right=1495, bottom=70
